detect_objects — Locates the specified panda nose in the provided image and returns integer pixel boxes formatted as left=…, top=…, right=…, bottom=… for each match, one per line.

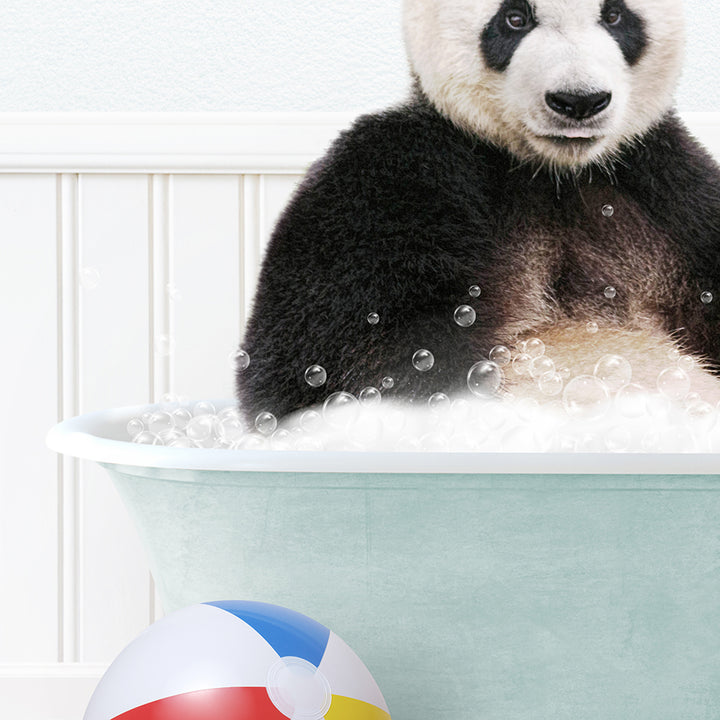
left=545, top=91, right=612, bottom=120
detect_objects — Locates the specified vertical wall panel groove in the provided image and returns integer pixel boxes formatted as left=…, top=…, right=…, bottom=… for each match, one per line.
left=58, top=172, right=81, bottom=663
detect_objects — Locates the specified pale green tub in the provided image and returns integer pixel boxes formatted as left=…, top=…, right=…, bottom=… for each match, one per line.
left=47, top=402, right=720, bottom=720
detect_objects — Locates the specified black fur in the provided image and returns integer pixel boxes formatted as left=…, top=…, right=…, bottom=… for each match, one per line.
left=237, top=94, right=720, bottom=422
left=601, top=0, right=647, bottom=66
left=480, top=0, right=537, bottom=72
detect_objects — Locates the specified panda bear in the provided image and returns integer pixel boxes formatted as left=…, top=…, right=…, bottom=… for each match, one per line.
left=237, top=0, right=720, bottom=426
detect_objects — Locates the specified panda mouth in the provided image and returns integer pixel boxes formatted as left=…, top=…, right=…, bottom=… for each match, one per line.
left=544, top=135, right=599, bottom=147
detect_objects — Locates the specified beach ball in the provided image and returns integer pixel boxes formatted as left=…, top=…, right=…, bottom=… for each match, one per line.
left=84, top=600, right=391, bottom=720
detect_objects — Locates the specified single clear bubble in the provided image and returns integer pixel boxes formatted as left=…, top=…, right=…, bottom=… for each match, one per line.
left=381, top=376, right=395, bottom=390
left=538, top=371, right=563, bottom=396
left=126, top=417, right=144, bottom=439
left=299, top=409, right=323, bottom=432
left=132, top=431, right=160, bottom=445
left=172, top=407, right=193, bottom=430
left=428, top=392, right=451, bottom=411
left=467, top=360, right=504, bottom=397
left=158, top=429, right=184, bottom=445
left=217, top=406, right=241, bottom=422
left=677, top=355, right=696, bottom=373
left=166, top=282, right=182, bottom=302
left=602, top=204, right=615, bottom=218
left=359, top=386, right=382, bottom=406
left=367, top=312, right=380, bottom=325
left=603, top=286, right=617, bottom=299
left=511, top=353, right=533, bottom=376
left=79, top=266, right=101, bottom=290
left=304, top=364, right=327, bottom=387
left=218, top=417, right=245, bottom=444
left=530, top=356, right=555, bottom=379
left=193, top=400, right=216, bottom=416
left=524, top=338, right=545, bottom=359
left=270, top=428, right=293, bottom=450
left=255, top=411, right=278, bottom=435
left=657, top=366, right=691, bottom=401
left=701, top=291, right=714, bottom=305
left=235, top=434, right=267, bottom=450
left=594, top=354, right=632, bottom=393
left=586, top=321, right=599, bottom=334
left=412, top=349, right=435, bottom=372
left=453, top=305, right=476, bottom=327
left=322, top=392, right=360, bottom=428
left=468, top=285, right=482, bottom=298
left=231, top=349, right=251, bottom=371
left=154, top=334, right=175, bottom=357
left=615, top=383, right=647, bottom=418
left=489, top=345, right=511, bottom=367
left=186, top=415, right=215, bottom=442
left=562, top=375, right=610, bottom=421
left=147, top=411, right=175, bottom=435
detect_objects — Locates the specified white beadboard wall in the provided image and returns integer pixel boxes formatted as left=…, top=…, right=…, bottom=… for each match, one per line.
left=0, top=111, right=718, bottom=720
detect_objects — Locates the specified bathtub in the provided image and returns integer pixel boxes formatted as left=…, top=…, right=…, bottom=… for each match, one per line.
left=47, top=400, right=720, bottom=720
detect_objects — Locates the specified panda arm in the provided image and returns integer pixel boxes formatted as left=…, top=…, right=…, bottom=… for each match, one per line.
left=620, top=114, right=720, bottom=370
left=237, top=112, right=502, bottom=421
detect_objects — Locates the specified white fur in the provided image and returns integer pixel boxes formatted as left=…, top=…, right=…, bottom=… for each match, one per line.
left=403, top=0, right=686, bottom=167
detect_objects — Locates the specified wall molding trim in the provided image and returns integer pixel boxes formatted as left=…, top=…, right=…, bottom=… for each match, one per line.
left=0, top=112, right=357, bottom=173
left=0, top=111, right=717, bottom=174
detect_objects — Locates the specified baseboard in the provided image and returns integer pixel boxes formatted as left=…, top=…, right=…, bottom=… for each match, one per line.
left=0, top=664, right=105, bottom=720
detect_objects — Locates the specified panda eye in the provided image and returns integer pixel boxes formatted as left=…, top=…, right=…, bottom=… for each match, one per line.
left=603, top=7, right=622, bottom=26
left=506, top=10, right=529, bottom=30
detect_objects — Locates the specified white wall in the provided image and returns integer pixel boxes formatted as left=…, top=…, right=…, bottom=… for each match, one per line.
left=0, top=0, right=716, bottom=113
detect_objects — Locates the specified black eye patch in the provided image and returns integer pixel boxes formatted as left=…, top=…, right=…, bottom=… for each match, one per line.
left=480, top=0, right=537, bottom=72
left=600, top=0, right=647, bottom=65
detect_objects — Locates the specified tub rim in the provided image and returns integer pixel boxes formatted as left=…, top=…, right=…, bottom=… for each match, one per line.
left=45, top=400, right=720, bottom=476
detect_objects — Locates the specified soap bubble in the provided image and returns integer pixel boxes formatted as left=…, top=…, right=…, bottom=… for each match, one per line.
left=382, top=376, right=395, bottom=389
left=166, top=282, right=182, bottom=302
left=412, top=349, right=435, bottom=372
left=126, top=417, right=144, bottom=439
left=452, top=305, right=476, bottom=328
left=428, top=392, right=451, bottom=412
left=603, top=286, right=617, bottom=299
left=615, top=383, right=647, bottom=418
left=524, top=338, right=545, bottom=359
left=359, top=386, right=382, bottom=406
left=158, top=429, right=184, bottom=445
left=586, top=321, right=599, bottom=334
left=132, top=431, right=161, bottom=445
left=270, top=428, right=293, bottom=450
left=468, top=285, right=482, bottom=297
left=367, top=312, right=380, bottom=325
left=255, top=411, right=278, bottom=435
left=601, top=204, right=614, bottom=217
left=154, top=334, right=175, bottom=357
left=79, top=266, right=101, bottom=290
left=299, top=409, right=323, bottom=432
left=323, top=392, right=360, bottom=428
left=562, top=375, right=610, bottom=421
left=467, top=360, right=504, bottom=397
left=304, top=364, right=327, bottom=387
left=231, top=349, right=251, bottom=371
left=171, top=407, right=192, bottom=430
left=701, top=291, right=714, bottom=304
left=538, top=371, right=563, bottom=396
left=593, top=354, right=632, bottom=393
left=168, top=436, right=199, bottom=448
left=677, top=355, right=696, bottom=373
left=512, top=353, right=533, bottom=375
left=217, top=416, right=245, bottom=444
left=489, top=345, right=511, bottom=367
left=186, top=415, right=215, bottom=442
left=530, top=356, right=555, bottom=379
left=656, top=366, right=691, bottom=401
left=235, top=434, right=266, bottom=450
left=147, top=411, right=174, bottom=435
left=193, top=401, right=216, bottom=416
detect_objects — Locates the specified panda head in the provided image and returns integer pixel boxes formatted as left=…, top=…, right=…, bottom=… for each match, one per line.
left=403, top=0, right=685, bottom=169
